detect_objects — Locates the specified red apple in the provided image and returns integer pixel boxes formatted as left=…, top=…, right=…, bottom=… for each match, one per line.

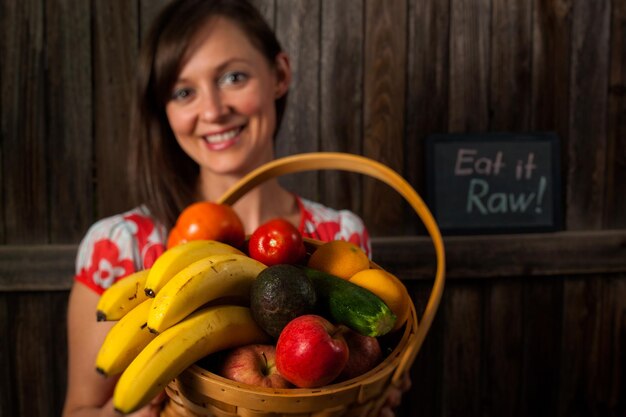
left=275, top=315, right=349, bottom=388
left=338, top=329, right=382, bottom=381
left=218, top=344, right=292, bottom=388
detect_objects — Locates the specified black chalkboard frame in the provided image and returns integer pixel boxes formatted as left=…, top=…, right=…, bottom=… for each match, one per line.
left=424, top=132, right=563, bottom=235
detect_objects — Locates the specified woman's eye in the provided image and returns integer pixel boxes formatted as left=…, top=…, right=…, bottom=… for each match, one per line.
left=218, top=71, right=248, bottom=87
left=171, top=88, right=194, bottom=101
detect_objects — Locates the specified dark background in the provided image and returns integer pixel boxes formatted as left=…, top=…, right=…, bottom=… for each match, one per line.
left=1, top=0, right=625, bottom=416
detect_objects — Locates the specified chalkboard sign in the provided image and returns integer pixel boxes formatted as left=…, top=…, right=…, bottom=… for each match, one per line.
left=425, top=132, right=562, bottom=234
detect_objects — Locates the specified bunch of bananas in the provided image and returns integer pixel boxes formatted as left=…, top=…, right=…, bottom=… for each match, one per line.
left=95, top=240, right=271, bottom=414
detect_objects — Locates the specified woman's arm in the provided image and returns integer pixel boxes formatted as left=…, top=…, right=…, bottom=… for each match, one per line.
left=62, top=282, right=163, bottom=417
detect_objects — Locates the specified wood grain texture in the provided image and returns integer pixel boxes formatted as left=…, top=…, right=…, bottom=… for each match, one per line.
left=402, top=282, right=444, bottom=416
left=603, top=276, right=626, bottom=412
left=0, top=0, right=48, bottom=244
left=558, top=276, right=604, bottom=416
left=140, top=0, right=172, bottom=40
left=0, top=295, right=16, bottom=416
left=14, top=294, right=59, bottom=416
left=594, top=275, right=626, bottom=413
left=484, top=279, right=523, bottom=416
left=0, top=0, right=6, bottom=244
left=520, top=279, right=562, bottom=416
left=531, top=0, right=572, bottom=185
left=560, top=2, right=611, bottom=415
left=376, top=230, right=626, bottom=279
left=0, top=245, right=76, bottom=291
left=490, top=0, right=532, bottom=131
left=0, top=293, right=68, bottom=417
left=448, top=0, right=490, bottom=132
left=93, top=0, right=138, bottom=218
left=406, top=0, right=450, bottom=201
left=274, top=0, right=321, bottom=200
left=45, top=0, right=93, bottom=243
left=606, top=0, right=626, bottom=228
left=363, top=0, right=407, bottom=235
left=319, top=0, right=364, bottom=212
left=442, top=284, right=483, bottom=416
left=566, top=0, right=610, bottom=230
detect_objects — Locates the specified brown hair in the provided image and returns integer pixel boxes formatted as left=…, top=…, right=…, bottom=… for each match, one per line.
left=128, top=0, right=286, bottom=229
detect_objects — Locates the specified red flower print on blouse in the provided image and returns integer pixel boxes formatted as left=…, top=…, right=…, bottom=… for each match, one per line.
left=124, top=212, right=165, bottom=269
left=142, top=243, right=164, bottom=269
left=314, top=221, right=341, bottom=241
left=85, top=238, right=135, bottom=289
left=124, top=213, right=154, bottom=251
left=347, top=232, right=364, bottom=251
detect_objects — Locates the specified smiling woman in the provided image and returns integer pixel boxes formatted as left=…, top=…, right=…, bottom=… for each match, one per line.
left=61, top=1, right=379, bottom=417
left=164, top=17, right=290, bottom=184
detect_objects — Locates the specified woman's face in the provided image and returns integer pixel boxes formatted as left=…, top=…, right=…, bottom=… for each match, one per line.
left=165, top=17, right=290, bottom=177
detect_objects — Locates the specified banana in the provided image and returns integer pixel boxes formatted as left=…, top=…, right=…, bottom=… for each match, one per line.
left=96, top=269, right=151, bottom=321
left=95, top=298, right=156, bottom=377
left=147, top=253, right=266, bottom=334
left=144, top=240, right=244, bottom=297
left=113, top=305, right=270, bottom=414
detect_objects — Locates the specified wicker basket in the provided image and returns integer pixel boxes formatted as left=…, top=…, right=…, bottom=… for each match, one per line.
left=160, top=152, right=446, bottom=417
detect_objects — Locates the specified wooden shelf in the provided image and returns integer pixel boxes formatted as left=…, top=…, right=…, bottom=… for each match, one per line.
left=373, top=229, right=626, bottom=279
left=1, top=230, right=625, bottom=291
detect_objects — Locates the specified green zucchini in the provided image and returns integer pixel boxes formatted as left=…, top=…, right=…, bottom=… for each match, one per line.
left=302, top=267, right=397, bottom=337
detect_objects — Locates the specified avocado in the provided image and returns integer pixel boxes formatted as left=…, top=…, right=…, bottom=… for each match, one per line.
left=250, top=264, right=317, bottom=338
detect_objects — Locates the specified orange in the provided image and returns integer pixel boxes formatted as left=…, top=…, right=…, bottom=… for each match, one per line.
left=349, top=269, right=410, bottom=331
left=307, top=240, right=370, bottom=280
left=167, top=202, right=245, bottom=249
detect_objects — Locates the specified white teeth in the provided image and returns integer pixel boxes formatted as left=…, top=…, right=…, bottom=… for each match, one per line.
left=204, top=128, right=239, bottom=143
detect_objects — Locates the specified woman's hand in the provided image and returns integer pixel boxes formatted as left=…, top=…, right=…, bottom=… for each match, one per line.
left=63, top=283, right=167, bottom=417
left=125, top=391, right=166, bottom=417
left=378, top=372, right=412, bottom=417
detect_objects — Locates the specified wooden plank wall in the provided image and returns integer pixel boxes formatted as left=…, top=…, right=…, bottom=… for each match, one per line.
left=1, top=0, right=625, bottom=416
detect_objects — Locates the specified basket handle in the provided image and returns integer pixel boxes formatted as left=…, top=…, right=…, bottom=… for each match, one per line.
left=217, top=152, right=446, bottom=384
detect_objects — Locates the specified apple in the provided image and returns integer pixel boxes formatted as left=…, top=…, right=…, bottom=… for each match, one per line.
left=338, top=328, right=382, bottom=381
left=218, top=344, right=292, bottom=388
left=275, top=315, right=349, bottom=388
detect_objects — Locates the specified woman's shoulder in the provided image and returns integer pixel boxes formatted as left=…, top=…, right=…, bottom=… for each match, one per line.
left=74, top=206, right=167, bottom=294
left=296, top=196, right=371, bottom=256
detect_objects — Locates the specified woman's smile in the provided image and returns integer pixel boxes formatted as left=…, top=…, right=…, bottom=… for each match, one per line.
left=202, top=126, right=244, bottom=151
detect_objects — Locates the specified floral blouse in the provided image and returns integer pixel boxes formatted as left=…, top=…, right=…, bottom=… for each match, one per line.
left=75, top=196, right=371, bottom=295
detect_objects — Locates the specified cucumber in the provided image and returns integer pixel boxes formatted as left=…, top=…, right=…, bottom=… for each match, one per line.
left=302, top=267, right=397, bottom=337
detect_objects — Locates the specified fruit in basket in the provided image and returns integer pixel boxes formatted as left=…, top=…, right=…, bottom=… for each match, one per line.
left=303, top=267, right=396, bottom=337
left=275, top=314, right=349, bottom=388
left=338, top=328, right=382, bottom=381
left=307, top=240, right=370, bottom=280
left=148, top=253, right=267, bottom=333
left=113, top=305, right=270, bottom=414
left=96, top=269, right=150, bottom=321
left=349, top=269, right=411, bottom=331
left=250, top=264, right=316, bottom=338
left=95, top=298, right=156, bottom=377
left=248, top=218, right=306, bottom=266
left=219, top=344, right=292, bottom=388
left=166, top=201, right=245, bottom=249
left=144, top=239, right=244, bottom=297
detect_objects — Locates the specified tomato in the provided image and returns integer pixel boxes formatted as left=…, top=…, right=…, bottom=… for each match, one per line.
left=248, top=218, right=306, bottom=266
left=167, top=201, right=245, bottom=249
